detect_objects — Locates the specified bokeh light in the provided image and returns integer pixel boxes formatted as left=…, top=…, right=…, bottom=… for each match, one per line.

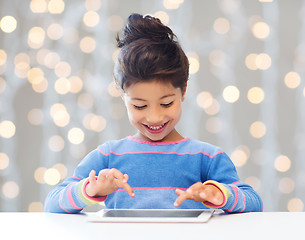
left=252, top=21, right=270, bottom=39
left=230, top=146, right=250, bottom=167
left=249, top=121, right=266, bottom=139
left=53, top=163, right=67, bottom=180
left=68, top=128, right=85, bottom=144
left=50, top=103, right=70, bottom=127
left=0, top=16, right=17, bottom=33
left=247, top=87, right=264, bottom=104
left=44, top=168, right=61, bottom=185
left=223, top=85, right=240, bottom=103
left=0, top=77, right=6, bottom=93
left=28, top=27, right=45, bottom=49
left=0, top=120, right=16, bottom=138
left=0, top=50, right=7, bottom=66
left=83, top=114, right=107, bottom=132
left=163, top=0, right=184, bottom=9
left=30, top=0, right=48, bottom=13
left=287, top=198, right=304, bottom=212
left=47, top=23, right=63, bottom=40
left=83, top=11, right=100, bottom=27
left=48, top=0, right=65, bottom=14
left=279, top=177, right=295, bottom=194
left=69, top=76, right=83, bottom=93
left=2, top=181, right=19, bottom=198
left=28, top=202, right=44, bottom=212
left=34, top=167, right=47, bottom=184
left=187, top=52, right=200, bottom=74
left=274, top=155, right=291, bottom=173
left=80, top=36, right=96, bottom=53
left=28, top=108, right=44, bottom=125
left=245, top=53, right=272, bottom=70
left=0, top=152, right=9, bottom=170
left=54, top=61, right=71, bottom=78
left=85, top=0, right=102, bottom=11
left=153, top=11, right=169, bottom=25
left=213, top=17, right=230, bottom=34
left=48, top=135, right=65, bottom=152
left=284, top=71, right=301, bottom=89
left=108, top=81, right=121, bottom=97
left=54, top=78, right=71, bottom=94
left=244, top=176, right=261, bottom=191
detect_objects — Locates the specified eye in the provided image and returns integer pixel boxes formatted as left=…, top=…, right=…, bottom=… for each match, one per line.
left=161, top=101, right=174, bottom=108
left=133, top=105, right=147, bottom=110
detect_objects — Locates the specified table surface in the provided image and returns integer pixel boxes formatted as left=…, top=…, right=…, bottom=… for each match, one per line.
left=0, top=211, right=304, bottom=240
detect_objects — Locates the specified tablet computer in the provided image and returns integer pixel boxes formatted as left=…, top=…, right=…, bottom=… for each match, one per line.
left=88, top=209, right=214, bottom=223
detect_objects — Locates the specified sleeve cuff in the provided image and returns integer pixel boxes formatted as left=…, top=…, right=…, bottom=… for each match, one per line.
left=201, top=180, right=231, bottom=209
left=78, top=178, right=107, bottom=206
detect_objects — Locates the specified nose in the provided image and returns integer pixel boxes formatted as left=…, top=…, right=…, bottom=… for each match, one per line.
left=146, top=106, right=163, bottom=124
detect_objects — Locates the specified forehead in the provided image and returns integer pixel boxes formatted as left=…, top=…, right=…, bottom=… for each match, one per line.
left=124, top=81, right=181, bottom=99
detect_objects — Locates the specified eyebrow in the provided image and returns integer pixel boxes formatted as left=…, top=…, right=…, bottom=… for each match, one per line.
left=131, top=94, right=176, bottom=101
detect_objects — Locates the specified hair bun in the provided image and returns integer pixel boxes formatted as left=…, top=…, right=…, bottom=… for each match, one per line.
left=116, top=13, right=175, bottom=48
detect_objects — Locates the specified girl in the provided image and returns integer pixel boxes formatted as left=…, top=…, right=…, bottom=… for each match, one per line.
left=45, top=13, right=263, bottom=213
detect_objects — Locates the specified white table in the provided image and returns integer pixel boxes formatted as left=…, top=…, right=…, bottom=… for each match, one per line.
left=0, top=212, right=303, bottom=240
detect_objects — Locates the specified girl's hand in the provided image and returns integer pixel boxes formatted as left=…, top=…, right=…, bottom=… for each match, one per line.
left=85, top=168, right=135, bottom=198
left=174, top=182, right=223, bottom=207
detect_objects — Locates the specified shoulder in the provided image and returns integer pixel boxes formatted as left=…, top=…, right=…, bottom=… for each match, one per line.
left=184, top=139, right=224, bottom=158
left=95, top=137, right=131, bottom=154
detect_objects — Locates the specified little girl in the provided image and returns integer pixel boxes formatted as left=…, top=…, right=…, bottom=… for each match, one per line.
left=45, top=13, right=263, bottom=213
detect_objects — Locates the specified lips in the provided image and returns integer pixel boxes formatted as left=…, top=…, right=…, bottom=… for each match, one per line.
left=143, top=121, right=169, bottom=134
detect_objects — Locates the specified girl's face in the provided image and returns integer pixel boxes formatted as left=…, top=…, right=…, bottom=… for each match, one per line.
left=122, top=80, right=185, bottom=142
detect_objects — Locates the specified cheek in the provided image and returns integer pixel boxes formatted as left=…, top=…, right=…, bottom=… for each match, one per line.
left=126, top=107, right=142, bottom=123
left=170, top=104, right=182, bottom=119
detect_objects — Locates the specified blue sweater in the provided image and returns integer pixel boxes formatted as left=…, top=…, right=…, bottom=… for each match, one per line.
left=44, top=136, right=263, bottom=213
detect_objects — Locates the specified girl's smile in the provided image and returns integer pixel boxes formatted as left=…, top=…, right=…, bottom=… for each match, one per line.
left=122, top=80, right=186, bottom=142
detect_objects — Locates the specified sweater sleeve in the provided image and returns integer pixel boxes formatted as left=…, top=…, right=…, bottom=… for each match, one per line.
left=204, top=151, right=263, bottom=213
left=44, top=145, right=109, bottom=213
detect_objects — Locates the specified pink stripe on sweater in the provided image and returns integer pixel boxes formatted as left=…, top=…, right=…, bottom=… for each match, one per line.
left=59, top=191, right=71, bottom=213
left=128, top=136, right=190, bottom=145
left=114, top=187, right=188, bottom=192
left=68, top=184, right=82, bottom=210
left=239, top=191, right=246, bottom=213
left=72, top=176, right=82, bottom=181
left=227, top=186, right=239, bottom=212
left=96, top=148, right=224, bottom=159
left=231, top=180, right=241, bottom=185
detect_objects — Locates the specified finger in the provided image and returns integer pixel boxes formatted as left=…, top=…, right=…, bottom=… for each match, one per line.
left=88, top=170, right=96, bottom=182
left=174, top=191, right=190, bottom=207
left=118, top=181, right=135, bottom=197
left=109, top=168, right=126, bottom=182
left=97, top=169, right=107, bottom=182
left=123, top=174, right=129, bottom=183
left=175, top=188, right=185, bottom=196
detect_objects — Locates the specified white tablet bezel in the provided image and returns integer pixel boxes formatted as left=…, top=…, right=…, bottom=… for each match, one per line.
left=88, top=209, right=215, bottom=223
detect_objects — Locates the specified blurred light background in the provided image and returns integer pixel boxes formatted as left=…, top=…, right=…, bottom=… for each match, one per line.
left=0, top=0, right=305, bottom=212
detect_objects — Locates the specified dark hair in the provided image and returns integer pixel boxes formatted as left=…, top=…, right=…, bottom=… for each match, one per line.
left=114, top=13, right=189, bottom=92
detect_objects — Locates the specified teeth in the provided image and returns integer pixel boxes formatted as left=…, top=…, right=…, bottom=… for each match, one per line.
left=147, top=123, right=165, bottom=130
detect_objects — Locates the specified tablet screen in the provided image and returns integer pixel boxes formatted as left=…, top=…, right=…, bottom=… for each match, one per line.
left=88, top=209, right=214, bottom=223
left=102, top=209, right=205, bottom=218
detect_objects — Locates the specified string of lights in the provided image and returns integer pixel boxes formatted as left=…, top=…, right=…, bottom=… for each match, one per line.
left=0, top=0, right=304, bottom=212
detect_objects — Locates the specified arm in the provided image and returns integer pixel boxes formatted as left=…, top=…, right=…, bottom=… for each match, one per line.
left=205, top=152, right=263, bottom=213
left=44, top=146, right=134, bottom=213
left=44, top=149, right=107, bottom=213
left=174, top=151, right=263, bottom=213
